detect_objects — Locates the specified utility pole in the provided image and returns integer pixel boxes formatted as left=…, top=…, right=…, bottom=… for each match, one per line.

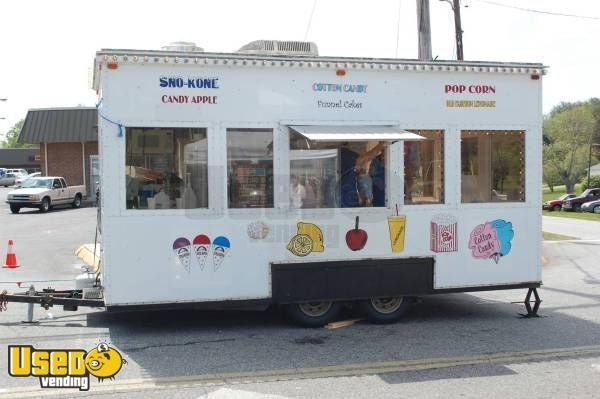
left=587, top=142, right=600, bottom=189
left=453, top=0, right=464, bottom=60
left=440, top=0, right=464, bottom=60
left=416, top=0, right=432, bottom=60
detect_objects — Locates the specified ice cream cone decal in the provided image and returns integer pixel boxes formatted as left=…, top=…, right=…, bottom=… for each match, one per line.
left=212, top=236, right=231, bottom=271
left=172, top=237, right=192, bottom=272
left=193, top=234, right=211, bottom=270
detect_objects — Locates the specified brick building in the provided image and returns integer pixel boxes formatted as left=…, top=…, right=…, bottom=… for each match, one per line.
left=0, top=148, right=41, bottom=172
left=18, top=107, right=98, bottom=196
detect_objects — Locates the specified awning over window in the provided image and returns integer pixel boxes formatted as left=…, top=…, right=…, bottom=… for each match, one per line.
left=288, top=125, right=424, bottom=142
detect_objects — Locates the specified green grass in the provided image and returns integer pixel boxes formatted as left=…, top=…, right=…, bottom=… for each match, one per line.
left=542, top=184, right=583, bottom=203
left=542, top=231, right=576, bottom=241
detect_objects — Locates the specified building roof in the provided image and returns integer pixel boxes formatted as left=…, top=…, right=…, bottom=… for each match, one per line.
left=0, top=148, right=40, bottom=168
left=19, top=107, right=98, bottom=144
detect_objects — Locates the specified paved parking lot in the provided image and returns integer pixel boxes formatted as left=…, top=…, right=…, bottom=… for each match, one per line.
left=0, top=187, right=97, bottom=288
left=0, top=186, right=599, bottom=398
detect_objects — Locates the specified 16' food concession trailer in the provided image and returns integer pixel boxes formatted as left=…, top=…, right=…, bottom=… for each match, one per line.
left=2, top=41, right=545, bottom=326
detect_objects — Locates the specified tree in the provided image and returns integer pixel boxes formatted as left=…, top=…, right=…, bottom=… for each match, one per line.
left=543, top=102, right=596, bottom=193
left=0, top=119, right=35, bottom=149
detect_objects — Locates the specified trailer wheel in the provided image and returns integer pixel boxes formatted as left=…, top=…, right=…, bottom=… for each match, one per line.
left=285, top=301, right=341, bottom=327
left=358, top=296, right=412, bottom=324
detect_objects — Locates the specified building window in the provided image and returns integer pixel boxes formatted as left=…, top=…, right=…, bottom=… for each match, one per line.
left=125, top=127, right=208, bottom=209
left=289, top=131, right=387, bottom=208
left=404, top=130, right=444, bottom=204
left=227, top=128, right=274, bottom=208
left=461, top=130, right=525, bottom=203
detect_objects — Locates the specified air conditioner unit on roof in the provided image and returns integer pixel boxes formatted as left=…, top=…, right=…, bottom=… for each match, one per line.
left=237, top=40, right=318, bottom=57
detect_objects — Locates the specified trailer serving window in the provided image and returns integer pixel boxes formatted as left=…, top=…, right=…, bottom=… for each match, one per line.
left=404, top=130, right=444, bottom=204
left=461, top=130, right=525, bottom=203
left=125, top=127, right=208, bottom=209
left=288, top=126, right=422, bottom=208
left=227, top=128, right=274, bottom=208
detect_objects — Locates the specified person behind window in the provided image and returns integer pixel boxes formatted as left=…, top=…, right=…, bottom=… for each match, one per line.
left=371, top=150, right=386, bottom=207
left=290, top=175, right=306, bottom=208
left=303, top=177, right=317, bottom=208
left=355, top=142, right=387, bottom=207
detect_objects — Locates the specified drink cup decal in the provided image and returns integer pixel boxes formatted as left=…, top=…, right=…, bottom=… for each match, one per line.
left=388, top=205, right=406, bottom=253
left=430, top=214, right=458, bottom=253
left=172, top=237, right=192, bottom=272
left=193, top=234, right=211, bottom=270
left=468, top=219, right=514, bottom=263
left=212, top=236, right=231, bottom=271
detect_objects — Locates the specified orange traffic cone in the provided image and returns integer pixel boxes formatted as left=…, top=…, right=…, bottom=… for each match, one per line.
left=3, top=240, right=20, bottom=268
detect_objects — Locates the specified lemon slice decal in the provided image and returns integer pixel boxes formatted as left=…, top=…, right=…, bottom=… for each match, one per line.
left=287, top=222, right=325, bottom=256
left=290, top=234, right=313, bottom=256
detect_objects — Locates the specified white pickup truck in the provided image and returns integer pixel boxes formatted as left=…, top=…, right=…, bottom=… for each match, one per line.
left=6, top=177, right=86, bottom=213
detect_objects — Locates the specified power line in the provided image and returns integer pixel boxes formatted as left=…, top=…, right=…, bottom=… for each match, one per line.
left=304, top=0, right=318, bottom=41
left=472, top=0, right=600, bottom=21
left=395, top=0, right=402, bottom=57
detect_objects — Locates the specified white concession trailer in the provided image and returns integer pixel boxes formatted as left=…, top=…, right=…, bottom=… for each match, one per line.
left=3, top=41, right=546, bottom=326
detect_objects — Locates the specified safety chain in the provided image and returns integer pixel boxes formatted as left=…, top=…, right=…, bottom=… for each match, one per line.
left=0, top=290, right=7, bottom=311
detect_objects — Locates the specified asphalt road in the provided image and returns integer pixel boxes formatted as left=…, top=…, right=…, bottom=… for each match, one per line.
left=542, top=215, right=600, bottom=240
left=0, top=186, right=599, bottom=398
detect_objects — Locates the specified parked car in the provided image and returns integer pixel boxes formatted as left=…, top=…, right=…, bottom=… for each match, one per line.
left=6, top=169, right=29, bottom=176
left=581, top=199, right=600, bottom=213
left=0, top=173, right=23, bottom=187
left=15, top=172, right=41, bottom=187
left=543, top=193, right=576, bottom=211
left=562, top=188, right=600, bottom=211
left=6, top=176, right=86, bottom=213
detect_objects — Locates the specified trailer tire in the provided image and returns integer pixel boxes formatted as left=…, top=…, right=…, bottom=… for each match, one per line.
left=285, top=301, right=341, bottom=327
left=358, top=296, right=413, bottom=324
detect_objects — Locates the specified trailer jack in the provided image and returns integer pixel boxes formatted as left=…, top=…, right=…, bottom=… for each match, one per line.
left=516, top=288, right=542, bottom=318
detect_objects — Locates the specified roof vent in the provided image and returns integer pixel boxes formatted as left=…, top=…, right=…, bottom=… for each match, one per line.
left=237, top=40, right=318, bottom=56
left=161, top=41, right=204, bottom=52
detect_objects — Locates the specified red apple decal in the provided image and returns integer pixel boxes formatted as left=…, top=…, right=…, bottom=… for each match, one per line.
left=346, top=216, right=368, bottom=251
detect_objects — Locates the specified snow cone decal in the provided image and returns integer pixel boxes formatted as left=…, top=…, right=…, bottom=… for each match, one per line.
left=468, top=219, right=514, bottom=263
left=172, top=235, right=231, bottom=272
left=193, top=234, right=211, bottom=270
left=172, top=237, right=192, bottom=272
left=212, top=236, right=231, bottom=271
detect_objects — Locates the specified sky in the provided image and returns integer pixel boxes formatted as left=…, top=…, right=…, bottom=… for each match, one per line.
left=0, top=0, right=599, bottom=140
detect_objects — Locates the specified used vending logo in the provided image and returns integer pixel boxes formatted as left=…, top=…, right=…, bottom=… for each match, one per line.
left=8, top=343, right=127, bottom=391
